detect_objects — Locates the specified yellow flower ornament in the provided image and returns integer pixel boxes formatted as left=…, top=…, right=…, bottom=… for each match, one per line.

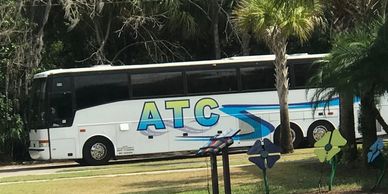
left=314, top=128, right=347, bottom=162
left=314, top=128, right=347, bottom=191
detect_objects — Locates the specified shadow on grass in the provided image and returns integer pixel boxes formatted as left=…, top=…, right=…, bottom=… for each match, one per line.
left=120, top=156, right=387, bottom=194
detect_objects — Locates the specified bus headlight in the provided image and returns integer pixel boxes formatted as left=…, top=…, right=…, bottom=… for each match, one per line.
left=38, top=140, right=49, bottom=147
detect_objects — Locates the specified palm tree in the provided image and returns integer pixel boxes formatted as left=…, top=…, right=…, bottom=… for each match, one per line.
left=307, top=26, right=376, bottom=161
left=307, top=0, right=387, bottom=162
left=354, top=19, right=388, bottom=162
left=308, top=19, right=388, bottom=163
left=233, top=0, right=324, bottom=153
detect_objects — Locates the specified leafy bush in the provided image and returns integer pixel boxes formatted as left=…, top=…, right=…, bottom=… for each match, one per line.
left=0, top=95, right=28, bottom=161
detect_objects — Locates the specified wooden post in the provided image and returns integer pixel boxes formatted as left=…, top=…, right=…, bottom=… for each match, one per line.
left=222, top=147, right=231, bottom=194
left=210, top=153, right=219, bottom=194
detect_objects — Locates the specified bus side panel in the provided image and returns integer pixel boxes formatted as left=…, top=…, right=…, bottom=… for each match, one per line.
left=68, top=88, right=351, bottom=159
left=289, top=89, right=340, bottom=137
left=116, top=121, right=137, bottom=156
left=115, top=123, right=170, bottom=155
left=74, top=104, right=121, bottom=158
left=118, top=124, right=170, bottom=155
left=168, top=116, right=206, bottom=152
left=49, top=127, right=78, bottom=159
left=115, top=99, right=170, bottom=155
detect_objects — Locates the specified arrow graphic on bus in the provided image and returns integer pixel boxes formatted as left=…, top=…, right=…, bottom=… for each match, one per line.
left=176, top=97, right=341, bottom=142
left=219, top=106, right=275, bottom=140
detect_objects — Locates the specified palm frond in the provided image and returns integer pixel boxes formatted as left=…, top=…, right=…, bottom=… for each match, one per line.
left=306, top=18, right=383, bottom=109
left=233, top=0, right=324, bottom=44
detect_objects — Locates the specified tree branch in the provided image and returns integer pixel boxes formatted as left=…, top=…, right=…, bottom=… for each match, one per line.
left=373, top=105, right=388, bottom=134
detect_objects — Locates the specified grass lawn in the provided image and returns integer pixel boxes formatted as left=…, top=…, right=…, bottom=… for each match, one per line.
left=0, top=148, right=387, bottom=194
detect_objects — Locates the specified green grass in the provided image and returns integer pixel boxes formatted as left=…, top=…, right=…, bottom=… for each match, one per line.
left=0, top=148, right=313, bottom=184
left=0, top=148, right=387, bottom=194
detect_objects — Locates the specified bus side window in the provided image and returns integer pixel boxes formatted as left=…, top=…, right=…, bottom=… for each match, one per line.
left=187, top=68, right=237, bottom=94
left=49, top=77, right=74, bottom=127
left=131, top=72, right=184, bottom=98
left=291, top=63, right=318, bottom=88
left=75, top=73, right=129, bottom=110
left=240, top=66, right=275, bottom=91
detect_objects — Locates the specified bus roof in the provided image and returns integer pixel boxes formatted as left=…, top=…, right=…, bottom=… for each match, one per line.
left=34, top=53, right=327, bottom=79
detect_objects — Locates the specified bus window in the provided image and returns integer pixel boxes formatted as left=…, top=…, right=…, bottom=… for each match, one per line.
left=49, top=77, right=74, bottom=127
left=131, top=72, right=183, bottom=98
left=291, top=63, right=318, bottom=88
left=75, top=73, right=129, bottom=110
left=240, top=66, right=275, bottom=91
left=187, top=68, right=237, bottom=94
left=30, top=78, right=47, bottom=129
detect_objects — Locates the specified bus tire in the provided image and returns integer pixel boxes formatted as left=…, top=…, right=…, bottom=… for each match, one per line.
left=274, top=123, right=303, bottom=148
left=83, top=136, right=113, bottom=165
left=74, top=159, right=87, bottom=165
left=307, top=120, right=335, bottom=146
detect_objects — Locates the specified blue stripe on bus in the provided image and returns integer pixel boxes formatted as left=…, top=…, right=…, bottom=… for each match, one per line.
left=176, top=137, right=211, bottom=141
left=222, top=97, right=340, bottom=110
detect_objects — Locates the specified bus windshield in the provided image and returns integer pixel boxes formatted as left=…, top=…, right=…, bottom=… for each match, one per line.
left=30, top=78, right=48, bottom=129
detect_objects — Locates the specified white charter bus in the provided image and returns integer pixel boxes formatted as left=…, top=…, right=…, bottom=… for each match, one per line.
left=28, top=53, right=387, bottom=165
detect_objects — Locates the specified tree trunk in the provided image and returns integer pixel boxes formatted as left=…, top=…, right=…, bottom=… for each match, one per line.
left=373, top=106, right=388, bottom=134
left=360, top=90, right=377, bottom=165
left=26, top=0, right=52, bottom=96
left=339, top=92, right=357, bottom=162
left=279, top=95, right=293, bottom=153
left=211, top=0, right=221, bottom=59
left=270, top=32, right=293, bottom=153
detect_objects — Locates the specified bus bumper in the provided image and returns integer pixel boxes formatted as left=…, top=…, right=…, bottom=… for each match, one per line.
left=29, top=147, right=50, bottom=160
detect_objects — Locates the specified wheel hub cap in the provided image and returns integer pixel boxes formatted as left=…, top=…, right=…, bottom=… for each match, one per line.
left=313, top=126, right=328, bottom=141
left=90, top=143, right=107, bottom=161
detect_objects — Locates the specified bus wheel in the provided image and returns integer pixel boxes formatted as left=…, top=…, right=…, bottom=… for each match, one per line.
left=83, top=137, right=112, bottom=165
left=307, top=120, right=334, bottom=146
left=274, top=123, right=303, bottom=148
left=74, top=159, right=87, bottom=165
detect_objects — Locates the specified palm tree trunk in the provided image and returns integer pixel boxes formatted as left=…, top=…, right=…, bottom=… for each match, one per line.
left=360, top=89, right=377, bottom=165
left=271, top=33, right=293, bottom=153
left=339, top=92, right=357, bottom=162
left=279, top=95, right=293, bottom=153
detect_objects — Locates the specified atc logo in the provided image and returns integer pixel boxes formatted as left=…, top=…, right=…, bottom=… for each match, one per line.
left=137, top=98, right=220, bottom=131
left=136, top=97, right=280, bottom=141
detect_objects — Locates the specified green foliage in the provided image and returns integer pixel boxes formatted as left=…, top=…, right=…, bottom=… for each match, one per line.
left=326, top=0, right=386, bottom=32
left=0, top=95, right=26, bottom=161
left=161, top=0, right=200, bottom=39
left=0, top=0, right=32, bottom=161
left=233, top=0, right=324, bottom=44
left=357, top=19, right=388, bottom=95
left=40, top=40, right=65, bottom=71
left=307, top=20, right=381, bottom=104
left=307, top=18, right=387, bottom=164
